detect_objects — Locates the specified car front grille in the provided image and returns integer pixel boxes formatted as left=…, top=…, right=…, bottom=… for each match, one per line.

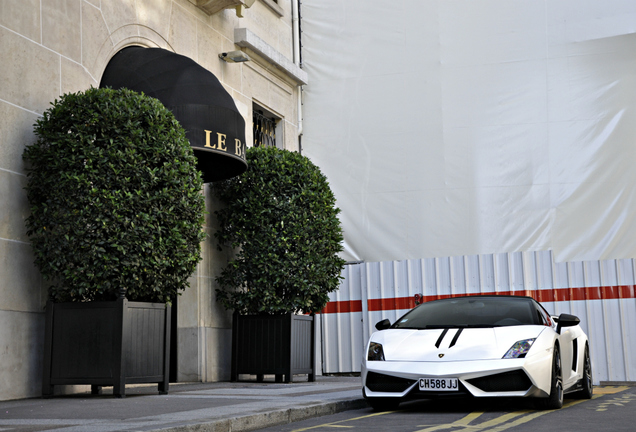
left=366, top=372, right=416, bottom=393
left=466, top=370, right=532, bottom=392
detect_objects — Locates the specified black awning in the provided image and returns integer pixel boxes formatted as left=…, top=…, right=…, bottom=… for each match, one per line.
left=99, top=46, right=247, bottom=182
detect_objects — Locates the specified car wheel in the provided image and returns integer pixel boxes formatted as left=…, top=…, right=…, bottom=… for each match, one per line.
left=363, top=388, right=401, bottom=411
left=574, top=345, right=593, bottom=399
left=535, top=345, right=563, bottom=410
left=366, top=397, right=401, bottom=411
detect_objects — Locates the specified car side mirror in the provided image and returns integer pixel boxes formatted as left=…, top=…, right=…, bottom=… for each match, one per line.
left=375, top=319, right=391, bottom=331
left=556, top=313, right=580, bottom=334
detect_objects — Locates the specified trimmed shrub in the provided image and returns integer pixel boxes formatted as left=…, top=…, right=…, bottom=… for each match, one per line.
left=23, top=87, right=206, bottom=303
left=213, top=146, right=346, bottom=315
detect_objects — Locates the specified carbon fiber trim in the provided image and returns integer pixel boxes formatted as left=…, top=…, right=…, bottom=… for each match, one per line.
left=366, top=372, right=416, bottom=393
left=466, top=369, right=532, bottom=392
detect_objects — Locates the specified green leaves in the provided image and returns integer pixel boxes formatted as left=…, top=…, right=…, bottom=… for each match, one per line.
left=23, top=87, right=206, bottom=303
left=213, top=146, right=346, bottom=315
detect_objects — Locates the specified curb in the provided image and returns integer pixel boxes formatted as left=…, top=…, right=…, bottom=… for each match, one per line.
left=155, top=398, right=369, bottom=432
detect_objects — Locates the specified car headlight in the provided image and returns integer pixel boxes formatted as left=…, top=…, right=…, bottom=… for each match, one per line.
left=368, top=342, right=385, bottom=361
left=502, top=338, right=536, bottom=359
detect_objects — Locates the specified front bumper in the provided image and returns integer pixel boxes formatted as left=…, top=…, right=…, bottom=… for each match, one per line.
left=362, top=357, right=551, bottom=400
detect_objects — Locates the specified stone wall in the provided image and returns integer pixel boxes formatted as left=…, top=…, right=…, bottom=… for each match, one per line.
left=0, top=0, right=303, bottom=400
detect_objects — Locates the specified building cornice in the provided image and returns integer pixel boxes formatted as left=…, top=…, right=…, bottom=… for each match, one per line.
left=234, top=28, right=308, bottom=86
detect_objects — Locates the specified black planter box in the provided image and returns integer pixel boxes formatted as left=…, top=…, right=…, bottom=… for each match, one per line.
left=42, top=298, right=171, bottom=398
left=231, top=313, right=315, bottom=383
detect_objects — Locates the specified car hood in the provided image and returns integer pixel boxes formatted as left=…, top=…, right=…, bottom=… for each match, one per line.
left=372, top=326, right=548, bottom=361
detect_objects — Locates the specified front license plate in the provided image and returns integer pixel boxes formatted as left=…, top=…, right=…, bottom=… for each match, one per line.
left=419, top=378, right=459, bottom=391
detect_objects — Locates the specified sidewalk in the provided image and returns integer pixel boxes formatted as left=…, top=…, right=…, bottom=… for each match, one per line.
left=0, top=376, right=367, bottom=432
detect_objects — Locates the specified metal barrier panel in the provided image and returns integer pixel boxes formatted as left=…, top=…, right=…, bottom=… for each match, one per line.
left=320, top=264, right=364, bottom=373
left=320, top=251, right=636, bottom=384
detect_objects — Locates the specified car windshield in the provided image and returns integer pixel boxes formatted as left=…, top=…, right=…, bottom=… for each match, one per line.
left=392, top=296, right=541, bottom=329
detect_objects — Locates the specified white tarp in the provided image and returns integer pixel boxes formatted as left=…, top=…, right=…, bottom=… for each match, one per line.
left=301, top=0, right=636, bottom=263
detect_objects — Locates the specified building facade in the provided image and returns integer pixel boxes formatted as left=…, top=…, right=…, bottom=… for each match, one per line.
left=0, top=0, right=306, bottom=401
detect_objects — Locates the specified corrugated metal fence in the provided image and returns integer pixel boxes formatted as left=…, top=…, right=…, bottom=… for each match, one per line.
left=320, top=251, right=636, bottom=384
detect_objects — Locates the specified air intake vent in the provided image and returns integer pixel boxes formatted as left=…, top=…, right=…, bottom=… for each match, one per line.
left=467, top=370, right=532, bottom=392
left=366, top=372, right=416, bottom=393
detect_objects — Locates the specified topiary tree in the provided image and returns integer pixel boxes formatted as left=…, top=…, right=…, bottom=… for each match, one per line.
left=23, top=87, right=206, bottom=303
left=213, top=146, right=346, bottom=315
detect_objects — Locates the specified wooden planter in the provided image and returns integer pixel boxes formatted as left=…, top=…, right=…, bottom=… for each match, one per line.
left=42, top=298, right=171, bottom=398
left=231, top=313, right=315, bottom=383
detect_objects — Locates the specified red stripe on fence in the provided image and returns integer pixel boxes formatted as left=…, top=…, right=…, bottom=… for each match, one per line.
left=367, top=296, right=419, bottom=312
left=320, top=300, right=363, bottom=314
left=320, top=285, right=636, bottom=314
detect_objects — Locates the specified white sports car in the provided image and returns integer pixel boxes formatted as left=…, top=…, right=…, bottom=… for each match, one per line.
left=362, top=295, right=593, bottom=410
